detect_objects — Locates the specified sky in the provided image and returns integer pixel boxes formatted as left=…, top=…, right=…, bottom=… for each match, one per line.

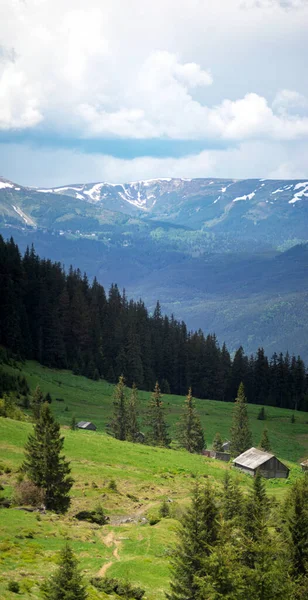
left=1, top=0, right=308, bottom=186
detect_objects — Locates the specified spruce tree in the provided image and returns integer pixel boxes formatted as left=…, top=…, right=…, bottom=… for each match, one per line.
left=23, top=403, right=73, bottom=512
left=223, top=471, right=244, bottom=522
left=146, top=382, right=170, bottom=447
left=111, top=375, right=127, bottom=441
left=177, top=388, right=205, bottom=453
left=42, top=543, right=87, bottom=600
left=213, top=432, right=223, bottom=452
left=167, top=482, right=219, bottom=600
left=288, top=475, right=308, bottom=578
left=32, top=385, right=45, bottom=420
left=230, top=382, right=252, bottom=457
left=259, top=428, right=271, bottom=452
left=126, top=383, right=140, bottom=443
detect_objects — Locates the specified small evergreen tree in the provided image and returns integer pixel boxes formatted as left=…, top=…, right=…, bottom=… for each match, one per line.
left=223, top=471, right=244, bottom=523
left=213, top=432, right=223, bottom=452
left=177, top=388, right=205, bottom=453
left=167, top=482, right=219, bottom=600
left=42, top=543, right=87, bottom=600
left=146, top=382, right=170, bottom=447
left=230, top=382, right=252, bottom=457
left=126, top=383, right=139, bottom=443
left=70, top=415, right=76, bottom=431
left=23, top=403, right=73, bottom=512
left=32, top=385, right=45, bottom=420
left=259, top=428, right=271, bottom=452
left=257, top=406, right=266, bottom=420
left=111, top=375, right=127, bottom=441
left=45, top=392, right=52, bottom=404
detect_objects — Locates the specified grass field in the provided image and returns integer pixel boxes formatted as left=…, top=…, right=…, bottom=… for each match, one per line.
left=0, top=360, right=308, bottom=599
left=5, top=360, right=308, bottom=462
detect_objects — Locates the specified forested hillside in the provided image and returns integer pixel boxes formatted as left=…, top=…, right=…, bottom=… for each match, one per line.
left=1, top=235, right=307, bottom=410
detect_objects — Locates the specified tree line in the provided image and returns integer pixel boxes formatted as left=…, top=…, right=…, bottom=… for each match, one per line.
left=1, top=235, right=307, bottom=410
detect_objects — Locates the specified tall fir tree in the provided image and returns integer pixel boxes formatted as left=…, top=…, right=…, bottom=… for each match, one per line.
left=23, top=403, right=73, bottom=512
left=42, top=543, right=87, bottom=600
left=110, top=375, right=127, bottom=441
left=126, top=383, right=140, bottom=442
left=230, top=382, right=252, bottom=457
left=167, top=482, right=219, bottom=600
left=146, top=382, right=170, bottom=447
left=177, top=388, right=205, bottom=453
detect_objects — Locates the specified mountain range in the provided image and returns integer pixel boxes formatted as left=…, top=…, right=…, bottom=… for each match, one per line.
left=1, top=175, right=308, bottom=360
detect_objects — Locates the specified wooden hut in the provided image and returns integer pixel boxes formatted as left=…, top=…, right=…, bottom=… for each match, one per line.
left=300, top=459, right=308, bottom=472
left=76, top=421, right=97, bottom=431
left=233, top=447, right=289, bottom=479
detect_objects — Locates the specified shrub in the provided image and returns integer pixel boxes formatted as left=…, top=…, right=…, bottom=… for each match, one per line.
left=8, top=581, right=20, bottom=593
left=108, top=479, right=118, bottom=492
left=90, top=576, right=145, bottom=599
left=159, top=500, right=170, bottom=518
left=75, top=505, right=109, bottom=525
left=14, top=480, right=45, bottom=507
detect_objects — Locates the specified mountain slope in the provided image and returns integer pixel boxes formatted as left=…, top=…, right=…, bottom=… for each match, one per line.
left=1, top=175, right=308, bottom=360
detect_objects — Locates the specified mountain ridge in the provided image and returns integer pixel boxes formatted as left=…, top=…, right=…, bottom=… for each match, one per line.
left=1, top=174, right=308, bottom=360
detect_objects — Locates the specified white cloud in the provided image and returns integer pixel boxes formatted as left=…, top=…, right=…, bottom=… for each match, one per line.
left=0, top=64, right=43, bottom=129
left=0, top=0, right=308, bottom=191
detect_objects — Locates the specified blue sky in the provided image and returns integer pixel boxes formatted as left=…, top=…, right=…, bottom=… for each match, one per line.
left=1, top=0, right=308, bottom=186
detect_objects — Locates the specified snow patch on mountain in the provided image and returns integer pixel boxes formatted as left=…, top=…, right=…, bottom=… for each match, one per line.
left=0, top=181, right=14, bottom=190
left=289, top=182, right=308, bottom=204
left=233, top=192, right=255, bottom=202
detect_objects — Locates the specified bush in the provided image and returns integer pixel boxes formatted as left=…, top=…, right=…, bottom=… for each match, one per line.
left=108, top=479, right=118, bottom=492
left=159, top=500, right=170, bottom=518
left=75, top=505, right=109, bottom=525
left=14, top=480, right=45, bottom=507
left=8, top=581, right=20, bottom=593
left=90, top=576, right=145, bottom=599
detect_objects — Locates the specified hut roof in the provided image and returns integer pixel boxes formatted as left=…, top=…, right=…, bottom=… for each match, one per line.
left=233, top=447, right=274, bottom=469
left=300, top=459, right=308, bottom=467
left=77, top=421, right=94, bottom=429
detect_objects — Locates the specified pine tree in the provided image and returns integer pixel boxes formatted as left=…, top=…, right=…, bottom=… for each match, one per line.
left=213, top=432, right=223, bottom=452
left=42, top=543, right=87, bottom=600
left=32, top=385, right=45, bottom=420
left=167, top=482, right=219, bottom=600
left=230, top=382, right=252, bottom=457
left=223, top=471, right=244, bottom=522
left=126, top=383, right=140, bottom=442
left=259, top=428, right=271, bottom=452
left=257, top=406, right=266, bottom=420
left=146, top=382, right=170, bottom=447
left=111, top=375, right=127, bottom=440
left=177, top=388, right=205, bottom=453
left=70, top=416, right=76, bottom=431
left=288, top=475, right=308, bottom=578
left=23, top=403, right=73, bottom=512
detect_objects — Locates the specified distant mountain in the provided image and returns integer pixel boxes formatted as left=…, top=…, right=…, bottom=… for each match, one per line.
left=1, top=175, right=308, bottom=360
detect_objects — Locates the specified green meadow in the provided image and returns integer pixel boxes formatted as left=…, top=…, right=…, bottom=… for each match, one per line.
left=0, top=360, right=308, bottom=599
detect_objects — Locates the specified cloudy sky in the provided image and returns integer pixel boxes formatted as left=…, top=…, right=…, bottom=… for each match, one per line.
left=1, top=0, right=308, bottom=185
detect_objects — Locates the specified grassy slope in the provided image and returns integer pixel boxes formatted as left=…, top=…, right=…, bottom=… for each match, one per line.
left=6, top=360, right=308, bottom=462
left=0, top=360, right=308, bottom=599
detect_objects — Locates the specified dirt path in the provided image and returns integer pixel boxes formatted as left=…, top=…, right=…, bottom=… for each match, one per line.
left=98, top=531, right=121, bottom=577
